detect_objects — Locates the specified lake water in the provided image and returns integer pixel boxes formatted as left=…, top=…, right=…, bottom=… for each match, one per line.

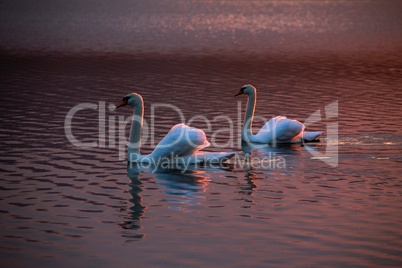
left=1, top=1, right=402, bottom=267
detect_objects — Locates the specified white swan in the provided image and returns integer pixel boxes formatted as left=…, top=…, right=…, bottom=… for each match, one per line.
left=117, top=93, right=236, bottom=164
left=234, top=85, right=323, bottom=144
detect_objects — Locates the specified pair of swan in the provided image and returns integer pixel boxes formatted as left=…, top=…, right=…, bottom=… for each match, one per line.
left=117, top=85, right=322, bottom=164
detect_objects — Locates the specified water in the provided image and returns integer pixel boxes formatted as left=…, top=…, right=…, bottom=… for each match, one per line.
left=1, top=1, right=402, bottom=267
left=1, top=0, right=402, bottom=54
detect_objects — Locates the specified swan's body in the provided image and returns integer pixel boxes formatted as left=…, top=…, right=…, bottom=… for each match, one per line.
left=235, top=85, right=322, bottom=144
left=117, top=93, right=235, bottom=164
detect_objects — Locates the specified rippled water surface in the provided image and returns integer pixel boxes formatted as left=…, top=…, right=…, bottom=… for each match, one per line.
left=1, top=1, right=402, bottom=267
left=1, top=52, right=401, bottom=267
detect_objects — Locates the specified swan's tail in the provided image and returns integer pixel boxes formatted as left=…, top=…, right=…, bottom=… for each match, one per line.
left=302, top=131, right=323, bottom=142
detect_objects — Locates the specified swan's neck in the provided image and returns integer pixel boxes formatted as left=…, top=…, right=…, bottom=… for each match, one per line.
left=243, top=90, right=256, bottom=141
left=128, top=101, right=144, bottom=159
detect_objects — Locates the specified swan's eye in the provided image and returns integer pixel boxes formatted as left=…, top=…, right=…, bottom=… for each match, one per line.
left=240, top=86, right=247, bottom=92
left=122, top=96, right=130, bottom=103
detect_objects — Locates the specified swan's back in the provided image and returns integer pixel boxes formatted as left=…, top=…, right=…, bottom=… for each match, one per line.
left=149, top=123, right=210, bottom=160
left=255, top=116, right=304, bottom=143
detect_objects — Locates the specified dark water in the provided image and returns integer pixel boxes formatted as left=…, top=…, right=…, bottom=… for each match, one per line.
left=1, top=1, right=402, bottom=267
left=1, top=0, right=402, bottom=54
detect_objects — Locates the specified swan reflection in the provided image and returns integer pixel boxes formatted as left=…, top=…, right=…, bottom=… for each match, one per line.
left=238, top=168, right=258, bottom=207
left=123, top=163, right=233, bottom=240
left=241, top=140, right=304, bottom=155
left=120, top=165, right=147, bottom=241
left=235, top=142, right=316, bottom=207
left=239, top=141, right=320, bottom=168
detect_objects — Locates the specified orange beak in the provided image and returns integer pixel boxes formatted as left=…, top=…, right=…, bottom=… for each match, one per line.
left=234, top=90, right=243, bottom=97
left=117, top=100, right=127, bottom=108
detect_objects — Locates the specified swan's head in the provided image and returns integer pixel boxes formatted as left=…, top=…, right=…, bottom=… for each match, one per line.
left=234, top=85, right=256, bottom=97
left=117, top=93, right=143, bottom=108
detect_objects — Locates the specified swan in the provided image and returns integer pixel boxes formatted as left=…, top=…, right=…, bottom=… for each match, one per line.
left=117, top=93, right=236, bottom=165
left=234, top=85, right=323, bottom=145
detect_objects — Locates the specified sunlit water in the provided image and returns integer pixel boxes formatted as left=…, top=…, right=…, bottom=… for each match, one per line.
left=1, top=1, right=402, bottom=267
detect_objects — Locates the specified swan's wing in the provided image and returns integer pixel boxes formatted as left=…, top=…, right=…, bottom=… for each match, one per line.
left=149, top=123, right=210, bottom=160
left=255, top=116, right=304, bottom=143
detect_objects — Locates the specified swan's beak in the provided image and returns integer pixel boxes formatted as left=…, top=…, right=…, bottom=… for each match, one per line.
left=234, top=90, right=243, bottom=97
left=116, top=100, right=127, bottom=108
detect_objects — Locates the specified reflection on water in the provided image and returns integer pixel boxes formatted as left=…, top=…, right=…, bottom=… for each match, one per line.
left=238, top=169, right=258, bottom=207
left=120, top=166, right=146, bottom=240
left=241, top=140, right=306, bottom=155
left=154, top=169, right=210, bottom=211
left=123, top=163, right=233, bottom=240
